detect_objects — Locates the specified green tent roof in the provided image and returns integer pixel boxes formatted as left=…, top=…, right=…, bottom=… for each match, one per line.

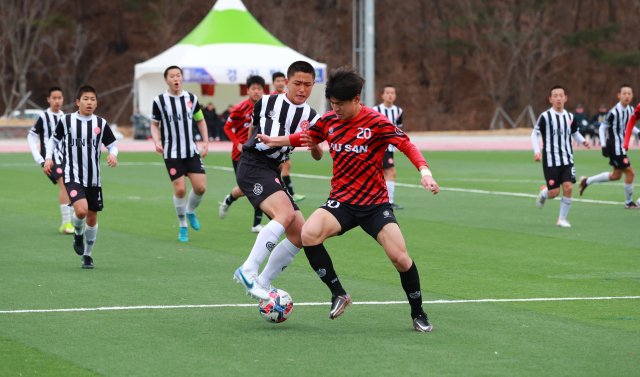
left=178, top=0, right=285, bottom=47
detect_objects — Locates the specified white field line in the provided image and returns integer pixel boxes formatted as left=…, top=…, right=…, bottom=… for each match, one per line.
left=1, top=162, right=625, bottom=205
left=2, top=296, right=639, bottom=314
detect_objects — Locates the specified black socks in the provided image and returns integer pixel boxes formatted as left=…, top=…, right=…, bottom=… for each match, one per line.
left=253, top=209, right=263, bottom=227
left=399, top=261, right=423, bottom=318
left=283, top=175, right=294, bottom=195
left=225, top=192, right=237, bottom=206
left=304, top=243, right=346, bottom=296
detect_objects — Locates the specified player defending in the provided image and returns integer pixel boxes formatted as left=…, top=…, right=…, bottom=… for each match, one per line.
left=27, top=87, right=74, bottom=233
left=232, top=61, right=323, bottom=300
left=151, top=66, right=209, bottom=242
left=219, top=75, right=266, bottom=233
left=373, top=85, right=404, bottom=209
left=257, top=67, right=438, bottom=332
left=532, top=86, right=590, bottom=227
left=43, top=86, right=118, bottom=269
left=579, top=85, right=639, bottom=208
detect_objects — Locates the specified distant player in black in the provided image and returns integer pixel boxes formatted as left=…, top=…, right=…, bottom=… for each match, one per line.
left=150, top=66, right=209, bottom=242
left=532, top=86, right=590, bottom=227
left=44, top=86, right=119, bottom=269
left=27, top=87, right=74, bottom=234
left=579, top=84, right=639, bottom=208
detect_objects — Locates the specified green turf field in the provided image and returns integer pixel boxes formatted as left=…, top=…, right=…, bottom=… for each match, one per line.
left=1, top=149, right=638, bottom=376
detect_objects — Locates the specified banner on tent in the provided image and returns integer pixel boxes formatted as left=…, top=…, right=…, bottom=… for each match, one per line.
left=181, top=67, right=324, bottom=84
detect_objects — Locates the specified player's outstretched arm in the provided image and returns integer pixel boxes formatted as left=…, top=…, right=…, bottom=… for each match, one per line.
left=150, top=121, right=164, bottom=156
left=255, top=133, right=292, bottom=147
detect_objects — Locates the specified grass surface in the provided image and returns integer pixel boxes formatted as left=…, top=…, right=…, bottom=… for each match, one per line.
left=0, top=150, right=639, bottom=376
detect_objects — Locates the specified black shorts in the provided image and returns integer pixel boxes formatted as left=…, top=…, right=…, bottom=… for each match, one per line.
left=232, top=158, right=239, bottom=175
left=606, top=141, right=631, bottom=169
left=382, top=151, right=395, bottom=169
left=164, top=155, right=205, bottom=181
left=542, top=164, right=575, bottom=190
left=236, top=154, right=299, bottom=211
left=47, top=163, right=64, bottom=185
left=65, top=182, right=103, bottom=212
left=320, top=198, right=398, bottom=240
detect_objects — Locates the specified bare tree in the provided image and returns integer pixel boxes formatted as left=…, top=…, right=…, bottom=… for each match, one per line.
left=0, top=0, right=64, bottom=118
left=147, top=0, right=195, bottom=50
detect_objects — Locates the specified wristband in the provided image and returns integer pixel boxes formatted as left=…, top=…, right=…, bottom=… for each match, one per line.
left=420, top=169, right=432, bottom=177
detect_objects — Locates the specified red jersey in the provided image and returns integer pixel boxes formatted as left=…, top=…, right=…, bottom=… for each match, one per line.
left=307, top=106, right=427, bottom=205
left=270, top=90, right=286, bottom=95
left=224, top=98, right=254, bottom=161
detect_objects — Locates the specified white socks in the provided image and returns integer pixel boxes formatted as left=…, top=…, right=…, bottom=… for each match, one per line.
left=559, top=196, right=572, bottom=221
left=540, top=187, right=550, bottom=199
left=242, top=220, right=285, bottom=276
left=386, top=181, right=395, bottom=203
left=186, top=189, right=204, bottom=215
left=624, top=183, right=634, bottom=203
left=72, top=213, right=85, bottom=235
left=84, top=223, right=98, bottom=256
left=173, top=196, right=187, bottom=227
left=60, top=204, right=71, bottom=225
left=258, top=239, right=302, bottom=287
left=586, top=172, right=610, bottom=185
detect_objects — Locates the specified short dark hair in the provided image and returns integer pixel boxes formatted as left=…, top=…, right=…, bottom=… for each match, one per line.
left=325, top=67, right=365, bottom=101
left=164, top=66, right=182, bottom=78
left=246, top=75, right=265, bottom=88
left=381, top=85, right=395, bottom=94
left=272, top=72, right=285, bottom=82
left=48, top=87, right=63, bottom=97
left=549, top=85, right=565, bottom=97
left=619, top=84, right=632, bottom=93
left=287, top=61, right=316, bottom=80
left=77, top=86, right=97, bottom=100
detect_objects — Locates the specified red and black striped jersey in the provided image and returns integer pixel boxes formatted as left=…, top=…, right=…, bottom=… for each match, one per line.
left=307, top=106, right=426, bottom=205
left=224, top=99, right=254, bottom=161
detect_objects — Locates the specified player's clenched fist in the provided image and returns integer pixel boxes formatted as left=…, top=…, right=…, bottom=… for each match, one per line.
left=43, top=159, right=53, bottom=175
left=107, top=153, right=118, bottom=167
left=534, top=152, right=542, bottom=162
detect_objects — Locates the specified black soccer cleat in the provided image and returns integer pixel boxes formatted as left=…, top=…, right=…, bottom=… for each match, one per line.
left=82, top=255, right=93, bottom=269
left=390, top=203, right=404, bottom=210
left=329, top=293, right=352, bottom=319
left=412, top=311, right=433, bottom=332
left=73, top=233, right=84, bottom=256
left=624, top=201, right=639, bottom=209
left=578, top=176, right=588, bottom=196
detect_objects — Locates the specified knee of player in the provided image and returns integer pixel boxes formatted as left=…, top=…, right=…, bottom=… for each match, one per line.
left=301, top=224, right=321, bottom=246
left=547, top=188, right=560, bottom=198
left=195, top=185, right=206, bottom=195
left=391, top=254, right=413, bottom=272
left=74, top=207, right=88, bottom=219
left=175, top=188, right=187, bottom=198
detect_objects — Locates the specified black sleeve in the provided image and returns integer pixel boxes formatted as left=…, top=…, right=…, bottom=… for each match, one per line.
left=570, top=114, right=579, bottom=134
left=252, top=98, right=263, bottom=128
left=30, top=117, right=44, bottom=136
left=396, top=111, right=403, bottom=127
left=605, top=111, right=615, bottom=126
left=193, top=97, right=201, bottom=113
left=152, top=101, right=162, bottom=123
left=102, top=123, right=117, bottom=147
left=52, top=117, right=65, bottom=141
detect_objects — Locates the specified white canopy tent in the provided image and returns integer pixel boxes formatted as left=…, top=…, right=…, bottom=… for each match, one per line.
left=134, top=0, right=327, bottom=119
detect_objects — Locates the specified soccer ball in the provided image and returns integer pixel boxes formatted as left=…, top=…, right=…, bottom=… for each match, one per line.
left=258, top=288, right=293, bottom=323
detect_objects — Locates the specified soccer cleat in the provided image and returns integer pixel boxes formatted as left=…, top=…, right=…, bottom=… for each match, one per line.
left=292, top=194, right=306, bottom=202
left=73, top=233, right=84, bottom=256
left=186, top=213, right=200, bottom=230
left=624, top=201, right=639, bottom=209
left=390, top=203, right=404, bottom=210
left=218, top=196, right=231, bottom=219
left=536, top=185, right=547, bottom=209
left=82, top=255, right=94, bottom=269
left=556, top=219, right=571, bottom=227
left=251, top=224, right=264, bottom=233
left=178, top=227, right=189, bottom=242
left=63, top=223, right=75, bottom=234
left=412, top=311, right=434, bottom=332
left=329, top=293, right=352, bottom=319
left=233, top=266, right=271, bottom=300
left=578, top=176, right=588, bottom=196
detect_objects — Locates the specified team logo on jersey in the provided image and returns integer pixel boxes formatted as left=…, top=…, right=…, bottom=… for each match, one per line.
left=300, top=120, right=310, bottom=131
left=549, top=179, right=555, bottom=186
left=70, top=190, right=77, bottom=198
left=56, top=168, right=63, bottom=174
left=383, top=210, right=392, bottom=218
left=170, top=168, right=177, bottom=176
left=328, top=127, right=334, bottom=134
left=395, top=127, right=404, bottom=135
left=253, top=183, right=263, bottom=195
left=275, top=178, right=280, bottom=184
left=94, top=127, right=101, bottom=135
left=243, top=122, right=250, bottom=128
left=624, top=158, right=629, bottom=164
left=187, top=101, right=193, bottom=108
left=268, top=110, right=276, bottom=118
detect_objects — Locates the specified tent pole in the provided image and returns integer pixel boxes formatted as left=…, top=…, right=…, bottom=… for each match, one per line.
left=363, top=0, right=375, bottom=107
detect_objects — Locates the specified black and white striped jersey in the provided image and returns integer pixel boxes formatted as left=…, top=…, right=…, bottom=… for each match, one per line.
left=29, top=109, right=63, bottom=164
left=373, top=103, right=403, bottom=152
left=242, top=93, right=320, bottom=169
left=602, top=102, right=634, bottom=156
left=534, top=108, right=579, bottom=167
left=48, top=112, right=117, bottom=187
left=152, top=90, right=201, bottom=160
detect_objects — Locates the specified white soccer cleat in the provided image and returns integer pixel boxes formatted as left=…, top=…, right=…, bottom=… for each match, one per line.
left=251, top=224, right=264, bottom=233
left=536, top=185, right=547, bottom=209
left=233, top=266, right=271, bottom=300
left=556, top=219, right=571, bottom=228
left=218, top=196, right=230, bottom=219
